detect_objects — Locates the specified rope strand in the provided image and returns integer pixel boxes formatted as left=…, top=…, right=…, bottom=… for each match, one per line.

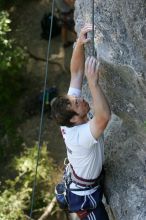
left=92, top=0, right=95, bottom=57
left=29, top=0, right=55, bottom=217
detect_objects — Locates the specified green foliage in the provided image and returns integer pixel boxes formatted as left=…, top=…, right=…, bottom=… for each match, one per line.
left=0, top=11, right=26, bottom=160
left=0, top=11, right=25, bottom=116
left=0, top=11, right=24, bottom=70
left=0, top=0, right=6, bottom=9
left=0, top=144, right=58, bottom=220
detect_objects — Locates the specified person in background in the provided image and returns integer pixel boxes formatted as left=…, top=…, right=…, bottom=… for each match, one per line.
left=55, top=0, right=76, bottom=48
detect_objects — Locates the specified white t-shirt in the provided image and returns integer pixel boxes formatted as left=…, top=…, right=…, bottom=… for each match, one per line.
left=60, top=87, right=104, bottom=195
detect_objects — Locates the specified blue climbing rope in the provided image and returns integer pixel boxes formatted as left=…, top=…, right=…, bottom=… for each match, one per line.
left=29, top=0, right=55, bottom=218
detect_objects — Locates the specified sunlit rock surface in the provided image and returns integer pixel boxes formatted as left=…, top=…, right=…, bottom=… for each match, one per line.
left=74, top=0, right=146, bottom=219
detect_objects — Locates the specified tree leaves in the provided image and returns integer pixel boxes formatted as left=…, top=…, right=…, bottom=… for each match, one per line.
left=0, top=144, right=59, bottom=219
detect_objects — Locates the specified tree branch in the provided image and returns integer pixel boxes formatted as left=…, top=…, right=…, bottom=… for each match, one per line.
left=38, top=197, right=57, bottom=220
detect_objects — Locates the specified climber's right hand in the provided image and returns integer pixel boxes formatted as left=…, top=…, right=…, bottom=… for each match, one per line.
left=77, top=24, right=92, bottom=45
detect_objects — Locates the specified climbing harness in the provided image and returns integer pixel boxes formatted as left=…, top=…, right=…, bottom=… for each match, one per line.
left=69, top=164, right=104, bottom=187
left=55, top=158, right=104, bottom=218
left=29, top=0, right=55, bottom=218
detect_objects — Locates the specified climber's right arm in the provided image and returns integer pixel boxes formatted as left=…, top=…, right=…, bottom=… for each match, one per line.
left=70, top=24, right=92, bottom=90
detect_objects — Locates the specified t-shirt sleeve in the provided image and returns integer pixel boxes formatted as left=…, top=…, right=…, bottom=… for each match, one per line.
left=68, top=87, right=81, bottom=97
left=77, top=122, right=98, bottom=148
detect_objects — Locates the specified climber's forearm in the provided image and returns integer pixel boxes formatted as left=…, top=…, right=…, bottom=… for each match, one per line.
left=70, top=39, right=85, bottom=83
left=70, top=24, right=92, bottom=89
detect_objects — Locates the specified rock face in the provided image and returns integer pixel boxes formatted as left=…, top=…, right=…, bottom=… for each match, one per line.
left=74, top=0, right=146, bottom=220
left=75, top=0, right=146, bottom=78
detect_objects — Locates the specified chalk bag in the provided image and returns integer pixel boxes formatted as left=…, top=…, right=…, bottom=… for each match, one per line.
left=55, top=182, right=68, bottom=210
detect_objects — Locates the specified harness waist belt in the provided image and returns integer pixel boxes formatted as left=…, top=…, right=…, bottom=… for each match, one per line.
left=70, top=164, right=104, bottom=187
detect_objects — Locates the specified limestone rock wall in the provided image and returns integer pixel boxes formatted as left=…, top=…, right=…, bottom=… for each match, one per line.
left=74, top=0, right=146, bottom=220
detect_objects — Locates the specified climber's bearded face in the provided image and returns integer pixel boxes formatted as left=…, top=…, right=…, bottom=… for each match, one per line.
left=67, top=95, right=90, bottom=119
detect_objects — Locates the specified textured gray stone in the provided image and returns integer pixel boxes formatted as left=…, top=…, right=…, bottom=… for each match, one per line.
left=74, top=1, right=146, bottom=219
left=75, top=0, right=146, bottom=78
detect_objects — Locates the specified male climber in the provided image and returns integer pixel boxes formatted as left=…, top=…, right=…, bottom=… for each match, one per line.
left=51, top=24, right=111, bottom=219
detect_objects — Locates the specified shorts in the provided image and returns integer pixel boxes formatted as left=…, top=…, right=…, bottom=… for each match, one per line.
left=67, top=186, right=109, bottom=220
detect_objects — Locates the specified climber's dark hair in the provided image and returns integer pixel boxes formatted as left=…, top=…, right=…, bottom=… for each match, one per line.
left=51, top=95, right=78, bottom=127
